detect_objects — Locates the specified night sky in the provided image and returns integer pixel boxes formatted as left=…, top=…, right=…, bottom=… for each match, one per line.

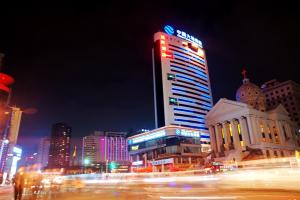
left=0, top=1, right=299, bottom=155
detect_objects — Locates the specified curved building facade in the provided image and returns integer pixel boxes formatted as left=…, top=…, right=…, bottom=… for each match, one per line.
left=152, top=26, right=213, bottom=145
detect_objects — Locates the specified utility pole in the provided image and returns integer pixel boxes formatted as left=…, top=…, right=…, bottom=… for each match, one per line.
left=0, top=53, right=4, bottom=71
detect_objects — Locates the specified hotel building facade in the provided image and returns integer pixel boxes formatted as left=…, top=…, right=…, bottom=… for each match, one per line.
left=152, top=25, right=213, bottom=138
left=82, top=131, right=129, bottom=166
left=128, top=26, right=214, bottom=172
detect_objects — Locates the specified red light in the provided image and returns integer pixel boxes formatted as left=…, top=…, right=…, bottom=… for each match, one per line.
left=161, top=35, right=165, bottom=39
left=161, top=46, right=167, bottom=51
left=161, top=51, right=173, bottom=59
left=161, top=40, right=165, bottom=45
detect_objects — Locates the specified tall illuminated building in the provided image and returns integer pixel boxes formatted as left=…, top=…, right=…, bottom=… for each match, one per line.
left=37, top=137, right=50, bottom=169
left=152, top=25, right=213, bottom=134
left=0, top=53, right=16, bottom=176
left=82, top=131, right=129, bottom=166
left=48, top=123, right=71, bottom=168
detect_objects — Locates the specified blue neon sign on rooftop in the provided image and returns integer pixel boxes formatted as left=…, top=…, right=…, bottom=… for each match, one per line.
left=163, top=25, right=203, bottom=48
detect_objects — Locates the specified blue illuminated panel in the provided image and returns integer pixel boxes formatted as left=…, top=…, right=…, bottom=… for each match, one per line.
left=128, top=130, right=166, bottom=144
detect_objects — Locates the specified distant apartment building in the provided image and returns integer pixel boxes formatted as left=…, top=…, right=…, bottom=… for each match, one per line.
left=37, top=137, right=50, bottom=169
left=261, top=80, right=300, bottom=129
left=48, top=123, right=71, bottom=168
left=82, top=131, right=128, bottom=166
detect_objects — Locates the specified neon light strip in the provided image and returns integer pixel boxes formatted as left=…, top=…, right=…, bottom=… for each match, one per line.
left=175, top=118, right=206, bottom=124
left=178, top=99, right=212, bottom=110
left=171, top=66, right=207, bottom=81
left=170, top=47, right=205, bottom=63
left=172, top=89, right=212, bottom=103
left=179, top=124, right=208, bottom=130
left=175, top=75, right=209, bottom=91
left=130, top=130, right=166, bottom=144
left=170, top=65, right=207, bottom=79
left=173, top=51, right=205, bottom=64
left=174, top=107, right=206, bottom=115
left=172, top=86, right=211, bottom=100
left=177, top=96, right=212, bottom=107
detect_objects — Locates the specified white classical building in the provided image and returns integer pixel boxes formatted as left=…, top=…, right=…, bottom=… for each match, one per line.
left=206, top=75, right=299, bottom=162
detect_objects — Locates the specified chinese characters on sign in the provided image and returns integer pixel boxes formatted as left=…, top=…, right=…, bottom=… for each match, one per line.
left=176, top=30, right=203, bottom=47
left=176, top=129, right=201, bottom=138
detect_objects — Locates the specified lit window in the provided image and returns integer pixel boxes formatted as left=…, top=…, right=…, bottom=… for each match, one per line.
left=167, top=73, right=176, bottom=80
left=169, top=97, right=178, bottom=105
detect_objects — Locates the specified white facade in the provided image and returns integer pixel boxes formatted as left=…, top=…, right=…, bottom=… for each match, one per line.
left=8, top=107, right=23, bottom=144
left=152, top=28, right=213, bottom=135
left=206, top=98, right=299, bottom=161
left=82, top=134, right=100, bottom=165
left=37, top=137, right=50, bottom=169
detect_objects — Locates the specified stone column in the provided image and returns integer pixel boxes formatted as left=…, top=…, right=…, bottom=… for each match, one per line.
left=208, top=125, right=218, bottom=154
left=231, top=119, right=241, bottom=150
left=284, top=121, right=293, bottom=139
left=215, top=124, right=223, bottom=153
left=246, top=116, right=257, bottom=144
left=222, top=122, right=231, bottom=151
left=239, top=117, right=250, bottom=146
left=261, top=119, right=269, bottom=143
left=275, top=121, right=286, bottom=145
left=265, top=120, right=274, bottom=143
left=254, top=118, right=262, bottom=144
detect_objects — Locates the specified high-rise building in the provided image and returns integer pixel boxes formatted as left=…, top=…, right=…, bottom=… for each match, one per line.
left=82, top=131, right=128, bottom=166
left=37, top=137, right=50, bottom=169
left=152, top=25, right=213, bottom=136
left=0, top=54, right=16, bottom=176
left=82, top=134, right=99, bottom=165
left=98, top=131, right=128, bottom=163
left=7, top=107, right=23, bottom=144
left=0, top=73, right=14, bottom=139
left=261, top=79, right=300, bottom=129
left=48, top=123, right=71, bottom=168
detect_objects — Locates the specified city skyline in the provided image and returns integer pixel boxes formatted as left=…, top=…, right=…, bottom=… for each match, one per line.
left=0, top=2, right=300, bottom=155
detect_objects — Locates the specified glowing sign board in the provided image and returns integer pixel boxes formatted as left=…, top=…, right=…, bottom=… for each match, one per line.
left=176, top=30, right=202, bottom=47
left=129, top=130, right=166, bottom=144
left=164, top=25, right=174, bottom=35
left=163, top=25, right=203, bottom=47
left=132, top=160, right=143, bottom=166
left=151, top=158, right=174, bottom=166
left=13, top=147, right=22, bottom=154
left=131, top=145, right=139, bottom=151
left=176, top=129, right=200, bottom=138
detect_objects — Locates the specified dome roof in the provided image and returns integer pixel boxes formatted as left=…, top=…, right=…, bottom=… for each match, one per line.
left=236, top=78, right=266, bottom=111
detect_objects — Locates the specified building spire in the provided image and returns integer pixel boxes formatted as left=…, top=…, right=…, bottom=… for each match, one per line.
left=242, top=69, right=247, bottom=79
left=241, top=68, right=249, bottom=84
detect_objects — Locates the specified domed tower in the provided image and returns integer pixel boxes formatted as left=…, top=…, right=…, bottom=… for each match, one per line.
left=236, top=69, right=266, bottom=111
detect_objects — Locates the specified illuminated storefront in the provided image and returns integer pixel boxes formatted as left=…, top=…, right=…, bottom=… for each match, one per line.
left=128, top=125, right=210, bottom=172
